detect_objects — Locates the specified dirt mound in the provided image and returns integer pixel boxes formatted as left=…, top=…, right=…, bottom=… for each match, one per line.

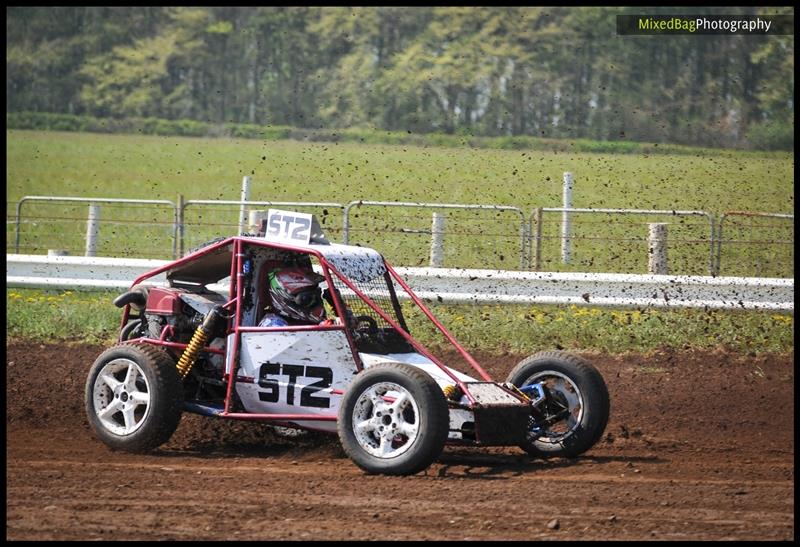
left=6, top=341, right=794, bottom=540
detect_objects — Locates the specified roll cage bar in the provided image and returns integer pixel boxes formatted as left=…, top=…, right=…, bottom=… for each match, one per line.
left=119, top=235, right=493, bottom=419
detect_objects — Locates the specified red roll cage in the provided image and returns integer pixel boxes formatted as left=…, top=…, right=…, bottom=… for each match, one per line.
left=118, top=236, right=496, bottom=423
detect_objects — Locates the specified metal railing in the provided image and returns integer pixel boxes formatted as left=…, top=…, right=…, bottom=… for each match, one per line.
left=8, top=195, right=794, bottom=278
left=715, top=212, right=794, bottom=278
left=12, top=196, right=178, bottom=257
left=530, top=207, right=717, bottom=275
left=343, top=201, right=529, bottom=270
left=7, top=253, right=794, bottom=310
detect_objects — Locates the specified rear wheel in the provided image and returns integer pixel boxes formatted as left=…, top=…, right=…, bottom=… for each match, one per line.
left=338, top=363, right=449, bottom=475
left=507, top=351, right=609, bottom=458
left=85, top=343, right=183, bottom=453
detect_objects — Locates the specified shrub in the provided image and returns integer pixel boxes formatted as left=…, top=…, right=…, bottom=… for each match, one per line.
left=745, top=121, right=794, bottom=151
left=8, top=111, right=782, bottom=155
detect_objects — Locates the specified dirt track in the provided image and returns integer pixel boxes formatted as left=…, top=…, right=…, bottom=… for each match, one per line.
left=6, top=341, right=794, bottom=540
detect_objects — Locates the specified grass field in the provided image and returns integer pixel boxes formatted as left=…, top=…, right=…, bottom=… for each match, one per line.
left=5, top=129, right=794, bottom=353
left=7, top=130, right=792, bottom=209
left=7, top=288, right=793, bottom=354
left=6, top=130, right=794, bottom=276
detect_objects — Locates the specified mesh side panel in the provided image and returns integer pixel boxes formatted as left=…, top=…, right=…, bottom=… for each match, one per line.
left=393, top=290, right=484, bottom=378
left=329, top=266, right=489, bottom=379
left=328, top=272, right=405, bottom=330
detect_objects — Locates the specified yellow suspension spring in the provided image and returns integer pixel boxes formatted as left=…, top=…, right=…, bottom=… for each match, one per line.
left=442, top=384, right=462, bottom=401
left=176, top=325, right=209, bottom=379
left=507, top=383, right=532, bottom=403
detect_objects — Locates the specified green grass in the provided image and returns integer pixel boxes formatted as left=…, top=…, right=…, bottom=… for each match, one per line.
left=7, top=288, right=794, bottom=355
left=6, top=129, right=794, bottom=276
left=7, top=130, right=792, bottom=209
left=410, top=302, right=794, bottom=355
left=6, top=289, right=122, bottom=345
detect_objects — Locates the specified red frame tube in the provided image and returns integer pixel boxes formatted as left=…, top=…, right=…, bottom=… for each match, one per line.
left=223, top=240, right=245, bottom=414
left=385, top=262, right=493, bottom=382
left=237, top=325, right=347, bottom=333
left=215, top=413, right=338, bottom=422
left=323, top=261, right=479, bottom=405
left=124, top=338, right=226, bottom=355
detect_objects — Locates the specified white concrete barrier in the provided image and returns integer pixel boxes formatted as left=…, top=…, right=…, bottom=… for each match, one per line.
left=6, top=254, right=793, bottom=311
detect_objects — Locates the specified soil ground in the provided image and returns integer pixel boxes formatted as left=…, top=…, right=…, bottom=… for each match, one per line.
left=6, top=341, right=794, bottom=540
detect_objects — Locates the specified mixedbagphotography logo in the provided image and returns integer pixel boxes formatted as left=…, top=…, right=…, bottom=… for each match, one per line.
left=617, top=14, right=794, bottom=35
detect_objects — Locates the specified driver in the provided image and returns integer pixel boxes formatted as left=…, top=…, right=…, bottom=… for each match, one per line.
left=259, top=267, right=327, bottom=327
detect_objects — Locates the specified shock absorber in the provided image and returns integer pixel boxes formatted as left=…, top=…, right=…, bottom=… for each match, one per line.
left=442, top=384, right=462, bottom=401
left=176, top=306, right=226, bottom=380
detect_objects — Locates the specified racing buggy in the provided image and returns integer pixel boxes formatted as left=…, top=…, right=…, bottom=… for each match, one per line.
left=85, top=209, right=609, bottom=475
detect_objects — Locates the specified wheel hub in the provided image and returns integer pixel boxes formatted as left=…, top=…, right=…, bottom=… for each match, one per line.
left=92, top=358, right=151, bottom=436
left=352, top=381, right=419, bottom=459
left=525, top=371, right=583, bottom=443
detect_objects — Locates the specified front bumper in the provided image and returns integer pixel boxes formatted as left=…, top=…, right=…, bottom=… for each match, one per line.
left=448, top=382, right=532, bottom=446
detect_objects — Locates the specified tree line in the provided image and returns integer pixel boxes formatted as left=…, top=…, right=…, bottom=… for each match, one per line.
left=6, top=6, right=794, bottom=149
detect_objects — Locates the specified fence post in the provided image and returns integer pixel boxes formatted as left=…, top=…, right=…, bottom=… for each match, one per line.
left=519, top=214, right=528, bottom=270
left=430, top=212, right=445, bottom=268
left=648, top=222, right=669, bottom=274
left=14, top=200, right=24, bottom=254
left=714, top=214, right=726, bottom=277
left=238, top=176, right=251, bottom=236
left=85, top=204, right=101, bottom=257
left=532, top=207, right=543, bottom=271
left=561, top=172, right=573, bottom=264
left=176, top=194, right=185, bottom=258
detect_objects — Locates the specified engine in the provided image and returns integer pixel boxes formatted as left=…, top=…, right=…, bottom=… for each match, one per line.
left=116, top=286, right=229, bottom=395
left=142, top=287, right=207, bottom=342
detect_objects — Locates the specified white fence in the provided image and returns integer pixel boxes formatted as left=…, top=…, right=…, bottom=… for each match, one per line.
left=6, top=254, right=793, bottom=311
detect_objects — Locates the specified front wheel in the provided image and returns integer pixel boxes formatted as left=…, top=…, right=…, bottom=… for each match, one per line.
left=507, top=351, right=609, bottom=458
left=85, top=343, right=183, bottom=453
left=338, top=363, right=449, bottom=475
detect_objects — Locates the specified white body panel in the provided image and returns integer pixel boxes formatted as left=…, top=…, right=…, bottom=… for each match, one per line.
left=239, top=236, right=387, bottom=284
left=359, top=352, right=479, bottom=387
left=235, top=330, right=357, bottom=432
left=235, top=332, right=480, bottom=437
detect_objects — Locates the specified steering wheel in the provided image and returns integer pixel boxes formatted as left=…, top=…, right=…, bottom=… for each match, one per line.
left=354, top=315, right=379, bottom=333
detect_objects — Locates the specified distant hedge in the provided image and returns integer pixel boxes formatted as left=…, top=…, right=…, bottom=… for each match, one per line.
left=6, top=111, right=773, bottom=157
left=5, top=111, right=287, bottom=139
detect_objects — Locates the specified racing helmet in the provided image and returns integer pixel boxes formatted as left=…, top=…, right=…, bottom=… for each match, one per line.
left=268, top=267, right=326, bottom=323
